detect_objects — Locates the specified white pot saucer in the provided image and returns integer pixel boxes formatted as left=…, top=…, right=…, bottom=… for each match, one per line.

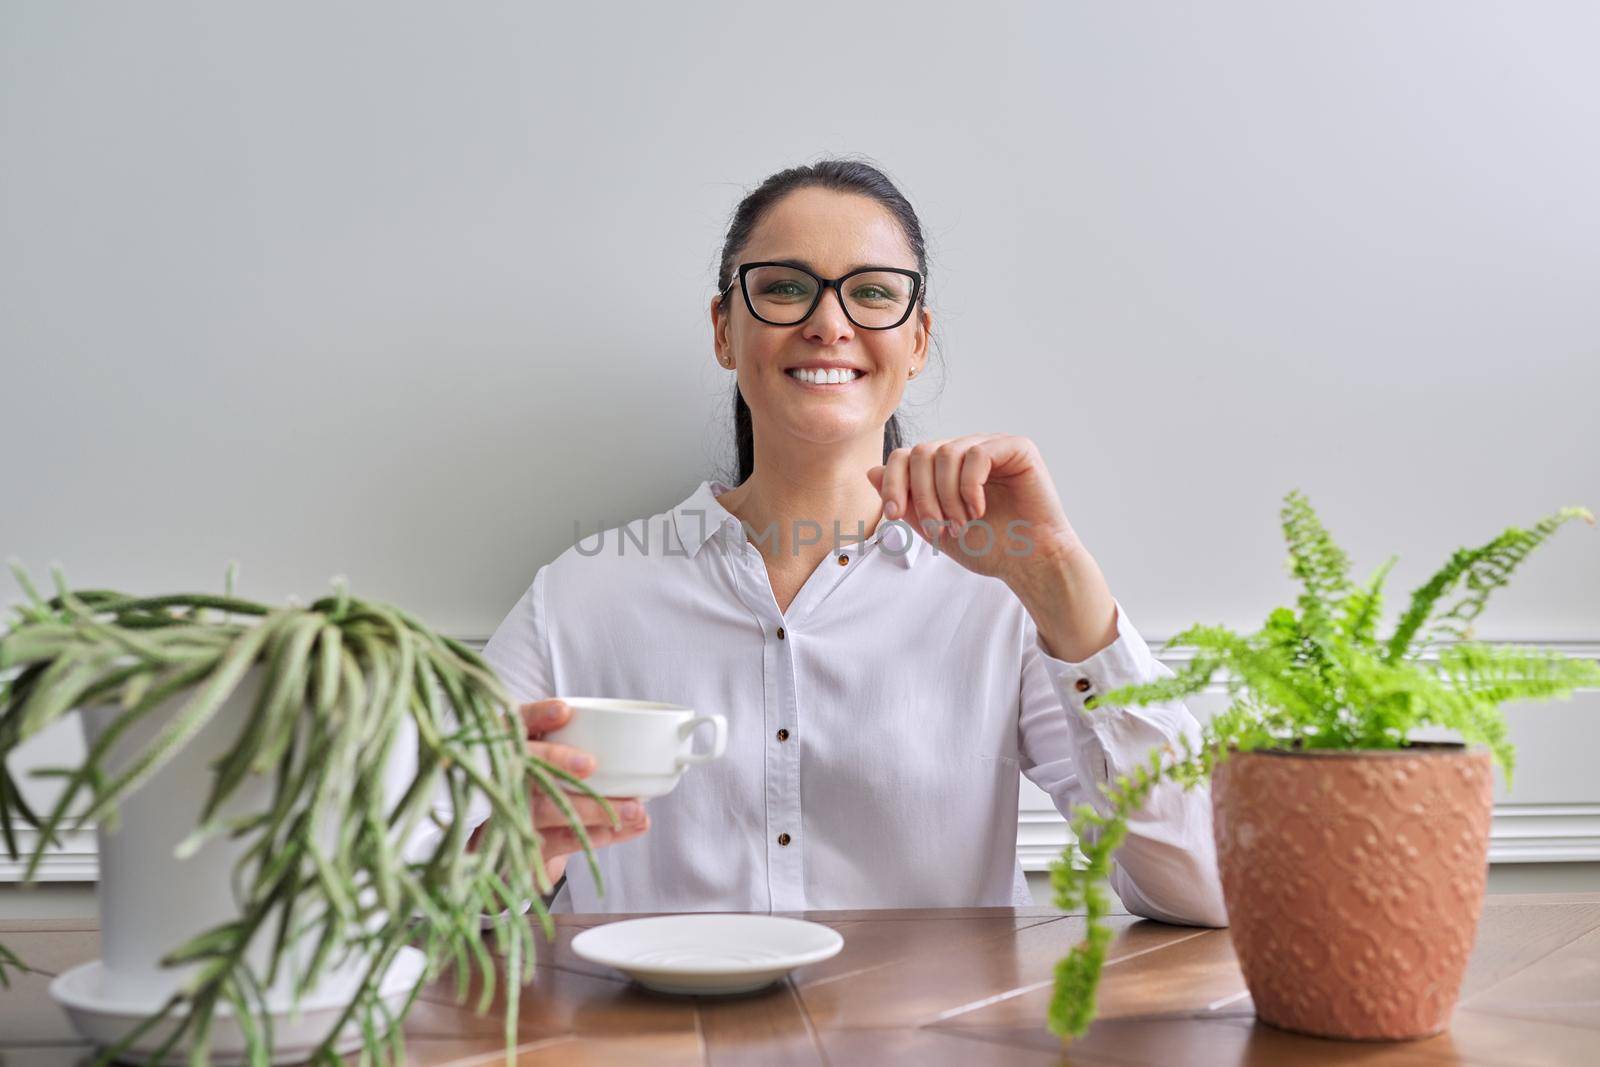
left=570, top=914, right=844, bottom=995
left=49, top=946, right=427, bottom=1066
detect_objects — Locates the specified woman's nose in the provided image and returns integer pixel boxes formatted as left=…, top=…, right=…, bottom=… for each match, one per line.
left=801, top=287, right=854, bottom=343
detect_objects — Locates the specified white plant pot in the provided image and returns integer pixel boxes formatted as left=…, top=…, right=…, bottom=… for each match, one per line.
left=54, top=660, right=432, bottom=1063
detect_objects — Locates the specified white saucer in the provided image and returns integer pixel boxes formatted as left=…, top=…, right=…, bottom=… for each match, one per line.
left=570, top=914, right=844, bottom=995
left=49, top=946, right=428, bottom=1066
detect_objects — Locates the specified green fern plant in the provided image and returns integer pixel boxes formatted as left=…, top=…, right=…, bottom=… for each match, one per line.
left=1046, top=492, right=1600, bottom=1040
left=0, top=562, right=612, bottom=1066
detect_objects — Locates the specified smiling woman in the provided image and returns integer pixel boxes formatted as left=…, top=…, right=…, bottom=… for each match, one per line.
left=457, top=157, right=1228, bottom=945
left=457, top=156, right=1228, bottom=934
left=711, top=163, right=935, bottom=489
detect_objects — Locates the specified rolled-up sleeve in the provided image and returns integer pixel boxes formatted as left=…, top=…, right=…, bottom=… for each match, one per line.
left=1017, top=597, right=1228, bottom=928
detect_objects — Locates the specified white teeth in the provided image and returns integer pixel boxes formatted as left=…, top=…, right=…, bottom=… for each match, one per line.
left=788, top=367, right=861, bottom=384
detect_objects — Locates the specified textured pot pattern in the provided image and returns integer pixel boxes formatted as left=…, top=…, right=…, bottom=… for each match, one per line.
left=1211, top=746, right=1494, bottom=1040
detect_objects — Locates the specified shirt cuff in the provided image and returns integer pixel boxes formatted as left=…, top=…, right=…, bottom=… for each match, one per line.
left=1032, top=597, right=1182, bottom=796
left=1033, top=597, right=1163, bottom=716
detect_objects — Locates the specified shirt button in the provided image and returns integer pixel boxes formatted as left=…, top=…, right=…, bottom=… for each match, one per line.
left=777, top=833, right=792, bottom=847
left=776, top=626, right=786, bottom=640
left=837, top=554, right=849, bottom=566
left=776, top=728, right=790, bottom=742
left=1074, top=678, right=1093, bottom=693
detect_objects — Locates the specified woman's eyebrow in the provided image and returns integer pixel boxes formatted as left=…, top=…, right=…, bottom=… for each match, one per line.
left=766, top=257, right=906, bottom=275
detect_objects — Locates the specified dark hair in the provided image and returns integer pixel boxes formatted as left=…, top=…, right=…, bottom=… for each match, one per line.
left=714, top=157, right=936, bottom=486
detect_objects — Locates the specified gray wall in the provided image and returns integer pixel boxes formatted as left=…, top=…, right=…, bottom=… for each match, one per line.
left=3, top=2, right=1598, bottom=908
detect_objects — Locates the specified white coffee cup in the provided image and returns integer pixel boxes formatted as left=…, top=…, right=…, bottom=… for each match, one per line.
left=542, top=698, right=728, bottom=798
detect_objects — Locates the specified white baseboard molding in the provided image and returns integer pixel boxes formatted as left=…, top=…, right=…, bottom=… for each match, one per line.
left=1017, top=802, right=1600, bottom=871
left=11, top=804, right=1597, bottom=884
left=0, top=829, right=98, bottom=883
left=1484, top=803, right=1600, bottom=863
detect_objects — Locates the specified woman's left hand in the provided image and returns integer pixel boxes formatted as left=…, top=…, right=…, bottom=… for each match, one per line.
left=867, top=434, right=1084, bottom=586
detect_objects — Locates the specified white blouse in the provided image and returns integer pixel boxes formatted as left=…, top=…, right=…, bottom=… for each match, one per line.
left=464, top=479, right=1227, bottom=924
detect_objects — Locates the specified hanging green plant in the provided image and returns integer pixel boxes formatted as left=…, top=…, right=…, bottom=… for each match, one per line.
left=1047, top=492, right=1600, bottom=1040
left=0, top=561, right=611, bottom=1066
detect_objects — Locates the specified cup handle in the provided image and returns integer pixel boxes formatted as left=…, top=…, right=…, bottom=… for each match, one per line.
left=676, top=714, right=728, bottom=767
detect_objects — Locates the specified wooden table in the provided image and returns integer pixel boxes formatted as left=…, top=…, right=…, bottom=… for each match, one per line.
left=3, top=893, right=1598, bottom=1065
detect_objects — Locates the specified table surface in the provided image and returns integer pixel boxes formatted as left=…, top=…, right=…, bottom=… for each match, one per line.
left=3, top=893, right=1598, bottom=1065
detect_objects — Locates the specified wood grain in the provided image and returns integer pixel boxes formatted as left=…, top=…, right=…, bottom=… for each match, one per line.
left=3, top=897, right=1598, bottom=1065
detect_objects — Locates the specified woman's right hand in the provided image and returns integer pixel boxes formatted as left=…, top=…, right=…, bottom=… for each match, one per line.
left=519, top=698, right=651, bottom=885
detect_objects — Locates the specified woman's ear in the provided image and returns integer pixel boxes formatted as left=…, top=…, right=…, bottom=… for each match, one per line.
left=912, top=307, right=932, bottom=371
left=711, top=296, right=733, bottom=368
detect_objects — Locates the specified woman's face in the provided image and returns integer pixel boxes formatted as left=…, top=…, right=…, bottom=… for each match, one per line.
left=711, top=188, right=931, bottom=452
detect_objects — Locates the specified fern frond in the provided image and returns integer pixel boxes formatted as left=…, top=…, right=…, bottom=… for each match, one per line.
left=1436, top=642, right=1600, bottom=700
left=1339, top=555, right=1397, bottom=651
left=1049, top=739, right=1212, bottom=1039
left=1281, top=490, right=1354, bottom=631
left=1202, top=619, right=1335, bottom=726
left=1082, top=645, right=1221, bottom=711
left=1386, top=507, right=1595, bottom=663
left=1337, top=647, right=1508, bottom=766
left=1430, top=643, right=1600, bottom=780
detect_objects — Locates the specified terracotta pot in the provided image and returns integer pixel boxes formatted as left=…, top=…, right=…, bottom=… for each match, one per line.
left=1211, top=743, right=1494, bottom=1040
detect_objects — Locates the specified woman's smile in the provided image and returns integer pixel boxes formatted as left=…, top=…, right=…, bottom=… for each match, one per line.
left=784, top=365, right=868, bottom=390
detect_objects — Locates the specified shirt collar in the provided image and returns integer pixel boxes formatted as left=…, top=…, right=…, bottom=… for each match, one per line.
left=671, top=479, right=922, bottom=568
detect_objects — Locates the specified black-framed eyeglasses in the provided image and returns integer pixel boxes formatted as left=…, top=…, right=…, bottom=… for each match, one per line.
left=717, top=261, right=922, bottom=330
